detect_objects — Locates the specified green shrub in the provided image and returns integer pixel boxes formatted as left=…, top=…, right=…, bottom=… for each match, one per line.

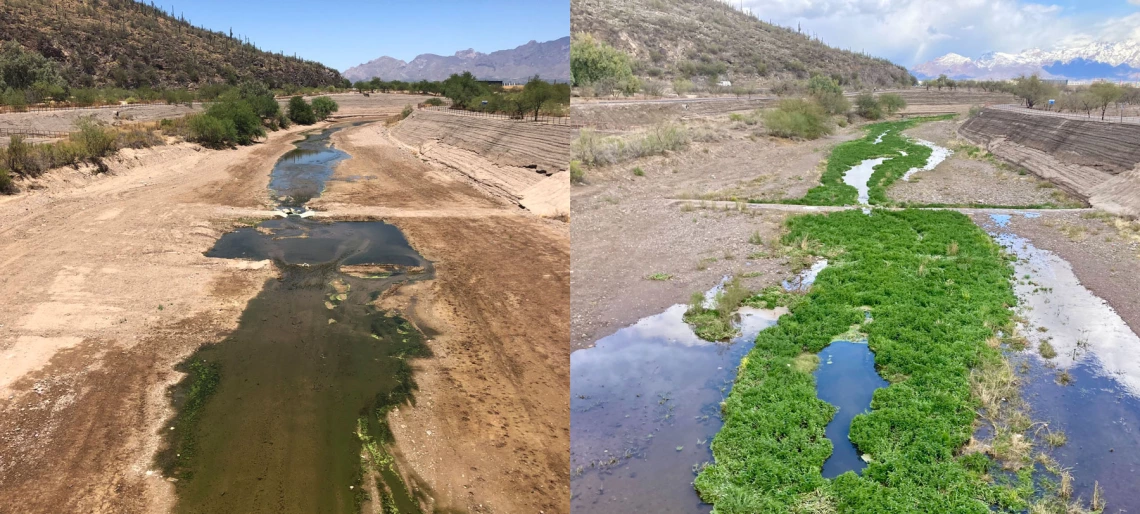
left=188, top=114, right=237, bottom=148
left=276, top=111, right=291, bottom=129
left=570, top=160, right=584, bottom=184
left=763, top=98, right=833, bottom=140
left=879, top=93, right=906, bottom=114
left=400, top=104, right=413, bottom=120
left=855, top=93, right=883, bottom=119
left=0, top=165, right=12, bottom=193
left=203, top=97, right=264, bottom=145
left=814, top=91, right=851, bottom=115
left=311, top=96, right=339, bottom=120
left=73, top=118, right=116, bottom=158
left=5, top=135, right=32, bottom=175
left=673, top=78, right=694, bottom=95
left=287, top=96, right=317, bottom=125
left=571, top=32, right=637, bottom=88
left=423, top=97, right=444, bottom=106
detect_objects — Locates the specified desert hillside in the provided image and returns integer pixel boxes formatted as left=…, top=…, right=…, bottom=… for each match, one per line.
left=571, top=0, right=914, bottom=87
left=0, top=0, right=342, bottom=88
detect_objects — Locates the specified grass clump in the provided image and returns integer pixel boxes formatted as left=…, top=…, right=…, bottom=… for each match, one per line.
left=1038, top=341, right=1057, bottom=359
left=571, top=123, right=690, bottom=167
left=646, top=272, right=673, bottom=281
left=632, top=167, right=645, bottom=177
left=683, top=278, right=751, bottom=341
left=694, top=209, right=1053, bottom=512
left=763, top=98, right=833, bottom=140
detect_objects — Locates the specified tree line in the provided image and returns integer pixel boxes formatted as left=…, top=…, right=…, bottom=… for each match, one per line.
left=354, top=72, right=570, bottom=119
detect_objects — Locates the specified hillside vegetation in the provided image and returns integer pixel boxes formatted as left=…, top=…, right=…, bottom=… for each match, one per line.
left=0, top=0, right=342, bottom=89
left=571, top=0, right=914, bottom=88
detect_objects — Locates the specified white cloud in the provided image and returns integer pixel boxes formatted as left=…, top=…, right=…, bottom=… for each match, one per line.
left=735, top=0, right=1134, bottom=65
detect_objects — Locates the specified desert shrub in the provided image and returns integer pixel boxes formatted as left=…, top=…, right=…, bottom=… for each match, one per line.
left=287, top=96, right=317, bottom=125
left=72, top=88, right=99, bottom=106
left=188, top=114, right=236, bottom=148
left=73, top=118, right=116, bottom=158
left=5, top=135, right=33, bottom=175
left=855, top=92, right=883, bottom=119
left=642, top=79, right=665, bottom=97
left=968, top=105, right=983, bottom=118
left=763, top=98, right=833, bottom=140
left=116, top=127, right=163, bottom=149
left=570, top=160, right=584, bottom=184
left=202, top=97, right=264, bottom=145
left=311, top=96, right=339, bottom=120
left=571, top=33, right=636, bottom=88
left=422, top=97, right=444, bottom=106
left=673, top=78, right=694, bottom=95
left=400, top=105, right=413, bottom=120
left=276, top=112, right=291, bottom=129
left=0, top=165, right=11, bottom=193
left=879, top=93, right=906, bottom=114
left=572, top=123, right=690, bottom=166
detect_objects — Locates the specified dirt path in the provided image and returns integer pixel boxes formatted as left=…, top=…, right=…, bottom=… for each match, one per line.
left=0, top=123, right=324, bottom=513
left=310, top=123, right=570, bottom=514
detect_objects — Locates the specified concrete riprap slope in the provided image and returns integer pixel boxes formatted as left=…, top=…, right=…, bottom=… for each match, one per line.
left=391, top=110, right=570, bottom=216
left=961, top=108, right=1140, bottom=216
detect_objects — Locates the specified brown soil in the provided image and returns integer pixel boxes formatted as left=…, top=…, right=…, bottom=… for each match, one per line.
left=888, top=118, right=1083, bottom=207
left=569, top=110, right=857, bottom=350
left=0, top=93, right=568, bottom=514
left=311, top=124, right=570, bottom=514
left=0, top=123, right=309, bottom=513
left=0, top=103, right=203, bottom=135
left=968, top=211, right=1140, bottom=339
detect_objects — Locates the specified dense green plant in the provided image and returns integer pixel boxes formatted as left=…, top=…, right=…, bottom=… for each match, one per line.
left=310, top=96, right=339, bottom=121
left=694, top=209, right=1026, bottom=512
left=791, top=115, right=953, bottom=206
left=763, top=98, right=833, bottom=140
left=287, top=95, right=317, bottom=125
left=441, top=71, right=489, bottom=110
left=570, top=32, right=637, bottom=90
left=855, top=92, right=883, bottom=119
left=879, top=93, right=907, bottom=114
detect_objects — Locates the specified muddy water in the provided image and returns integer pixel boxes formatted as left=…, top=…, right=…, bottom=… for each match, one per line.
left=815, top=341, right=887, bottom=478
left=570, top=305, right=784, bottom=514
left=161, top=124, right=432, bottom=513
left=981, top=213, right=1140, bottom=511
left=268, top=121, right=371, bottom=212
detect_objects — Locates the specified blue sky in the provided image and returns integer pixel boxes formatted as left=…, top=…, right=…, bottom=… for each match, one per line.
left=734, top=0, right=1140, bottom=65
left=164, top=0, right=568, bottom=70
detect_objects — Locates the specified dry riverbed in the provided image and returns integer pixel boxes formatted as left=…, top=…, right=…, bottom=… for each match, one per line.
left=1, top=96, right=568, bottom=514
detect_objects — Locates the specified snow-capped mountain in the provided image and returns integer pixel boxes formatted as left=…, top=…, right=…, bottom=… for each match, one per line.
left=914, top=40, right=1140, bottom=81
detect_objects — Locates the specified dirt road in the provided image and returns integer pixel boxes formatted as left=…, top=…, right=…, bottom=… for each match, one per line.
left=310, top=123, right=570, bottom=514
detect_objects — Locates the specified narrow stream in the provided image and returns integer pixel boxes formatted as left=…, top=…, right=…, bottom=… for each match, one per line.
left=982, top=213, right=1140, bottom=511
left=160, top=123, right=431, bottom=513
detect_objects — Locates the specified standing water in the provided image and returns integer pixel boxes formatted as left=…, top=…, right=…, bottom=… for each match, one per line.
left=570, top=303, right=785, bottom=513
left=982, top=213, right=1140, bottom=511
left=161, top=124, right=431, bottom=514
left=815, top=340, right=888, bottom=478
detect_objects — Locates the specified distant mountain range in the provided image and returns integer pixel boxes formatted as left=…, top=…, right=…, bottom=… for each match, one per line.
left=343, top=37, right=570, bottom=83
left=914, top=40, right=1140, bottom=81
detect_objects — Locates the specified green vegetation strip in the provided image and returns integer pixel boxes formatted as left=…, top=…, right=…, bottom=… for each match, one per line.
left=695, top=209, right=1030, bottom=512
left=774, top=115, right=955, bottom=206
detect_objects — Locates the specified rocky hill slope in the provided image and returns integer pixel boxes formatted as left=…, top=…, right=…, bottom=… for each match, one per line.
left=343, top=38, right=570, bottom=82
left=571, top=0, right=914, bottom=87
left=0, top=0, right=342, bottom=88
